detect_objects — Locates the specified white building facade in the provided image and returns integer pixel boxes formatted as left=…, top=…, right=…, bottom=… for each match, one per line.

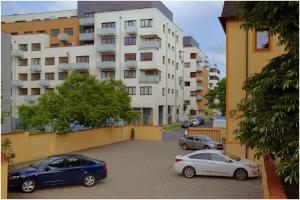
left=208, top=64, right=221, bottom=89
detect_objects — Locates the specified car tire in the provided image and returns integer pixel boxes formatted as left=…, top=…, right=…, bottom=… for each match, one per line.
left=234, top=168, right=248, bottom=181
left=203, top=145, right=210, bottom=149
left=182, top=143, right=188, bottom=150
left=83, top=174, right=96, bottom=187
left=183, top=166, right=196, bottom=178
left=21, top=178, right=36, bottom=193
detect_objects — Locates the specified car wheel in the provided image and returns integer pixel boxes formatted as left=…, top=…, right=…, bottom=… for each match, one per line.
left=203, top=145, right=210, bottom=149
left=234, top=168, right=248, bottom=181
left=183, top=166, right=196, bottom=178
left=182, top=143, right=188, bottom=150
left=21, top=178, right=36, bottom=193
left=83, top=174, right=96, bottom=187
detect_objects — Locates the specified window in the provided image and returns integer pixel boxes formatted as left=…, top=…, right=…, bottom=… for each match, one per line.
left=102, top=54, right=115, bottom=61
left=50, top=44, right=59, bottom=47
left=184, top=82, right=190, bottom=86
left=64, top=28, right=73, bottom=35
left=172, top=46, right=174, bottom=51
left=45, top=73, right=55, bottom=80
left=172, top=89, right=174, bottom=94
left=172, top=60, right=174, bottom=66
left=31, top=58, right=40, bottom=65
left=255, top=30, right=270, bottom=50
left=102, top=22, right=116, bottom=28
left=168, top=29, right=170, bottom=34
left=190, top=110, right=196, bottom=115
left=83, top=12, right=95, bottom=18
left=163, top=24, right=165, bottom=33
left=168, top=43, right=170, bottom=49
left=50, top=29, right=59, bottom=37
left=18, top=88, right=27, bottom=95
left=79, top=72, right=89, bottom=76
left=162, top=88, right=165, bottom=96
left=24, top=31, right=33, bottom=34
left=45, top=57, right=55, bottom=65
left=176, top=62, right=178, bottom=70
left=19, top=44, right=28, bottom=51
left=11, top=32, right=18, bottom=35
left=163, top=56, right=165, bottom=64
left=140, top=52, right=152, bottom=61
left=168, top=88, right=170, bottom=94
left=59, top=72, right=68, bottom=80
left=126, top=87, right=136, bottom=95
left=65, top=158, right=84, bottom=167
left=82, top=27, right=94, bottom=33
left=190, top=91, right=197, bottom=97
left=18, top=58, right=28, bottom=66
left=168, top=74, right=170, bottom=79
left=172, top=75, right=174, bottom=79
left=140, top=19, right=153, bottom=28
left=190, top=72, right=196, bottom=78
left=31, top=88, right=40, bottom=95
left=124, top=37, right=136, bottom=45
left=76, top=56, right=89, bottom=63
left=48, top=159, right=65, bottom=169
left=31, top=73, right=40, bottom=81
left=140, top=86, right=152, bottom=95
left=36, top=30, right=46, bottom=34
left=18, top=73, right=28, bottom=81
left=101, top=71, right=115, bottom=79
left=124, top=70, right=136, bottom=78
left=59, top=57, right=68, bottom=64
left=125, top=53, right=136, bottom=61
left=190, top=53, right=196, bottom=59
left=45, top=88, right=54, bottom=94
left=176, top=35, right=179, bottom=43
left=101, top=38, right=115, bottom=44
left=172, top=32, right=174, bottom=37
left=125, top=20, right=136, bottom=27
left=211, top=154, right=228, bottom=162
left=184, top=100, right=190, bottom=105
left=189, top=153, right=211, bottom=160
left=145, top=70, right=160, bottom=76
left=31, top=43, right=41, bottom=51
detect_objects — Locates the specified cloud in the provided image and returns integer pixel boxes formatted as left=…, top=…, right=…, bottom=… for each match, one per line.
left=2, top=1, right=33, bottom=15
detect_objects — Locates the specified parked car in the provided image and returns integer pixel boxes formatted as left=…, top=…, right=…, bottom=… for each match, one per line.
left=181, top=120, right=192, bottom=128
left=174, top=149, right=260, bottom=180
left=179, top=135, right=223, bottom=150
left=193, top=116, right=205, bottom=125
left=8, top=154, right=107, bottom=193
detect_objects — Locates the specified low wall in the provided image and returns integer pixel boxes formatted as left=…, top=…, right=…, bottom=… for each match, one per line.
left=187, top=127, right=226, bottom=142
left=1, top=159, right=8, bottom=199
left=130, top=125, right=162, bottom=141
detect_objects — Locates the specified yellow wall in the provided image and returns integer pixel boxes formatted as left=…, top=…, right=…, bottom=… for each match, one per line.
left=197, top=68, right=209, bottom=110
left=2, top=18, right=80, bottom=46
left=129, top=125, right=162, bottom=141
left=1, top=160, right=8, bottom=199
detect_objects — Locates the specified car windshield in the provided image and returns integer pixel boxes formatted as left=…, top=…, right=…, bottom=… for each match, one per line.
left=224, top=153, right=241, bottom=161
left=201, top=136, right=212, bottom=142
left=31, top=158, right=50, bottom=169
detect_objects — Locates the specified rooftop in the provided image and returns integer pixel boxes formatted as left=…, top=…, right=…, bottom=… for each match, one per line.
left=218, top=1, right=239, bottom=33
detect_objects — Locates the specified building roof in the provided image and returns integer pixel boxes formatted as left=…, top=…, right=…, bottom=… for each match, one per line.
left=183, top=36, right=199, bottom=48
left=218, top=1, right=239, bottom=33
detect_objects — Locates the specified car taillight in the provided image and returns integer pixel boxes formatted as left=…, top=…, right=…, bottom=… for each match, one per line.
left=176, top=158, right=183, bottom=162
left=103, top=163, right=107, bottom=172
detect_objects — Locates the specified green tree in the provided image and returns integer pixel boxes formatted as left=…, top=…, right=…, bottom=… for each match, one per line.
left=232, top=2, right=299, bottom=184
left=19, top=72, right=136, bottom=134
left=205, top=78, right=226, bottom=115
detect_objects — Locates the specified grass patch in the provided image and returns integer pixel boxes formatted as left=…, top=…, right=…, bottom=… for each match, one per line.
left=163, top=123, right=181, bottom=131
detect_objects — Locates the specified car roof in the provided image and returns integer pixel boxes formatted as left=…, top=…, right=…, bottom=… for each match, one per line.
left=47, top=154, right=89, bottom=159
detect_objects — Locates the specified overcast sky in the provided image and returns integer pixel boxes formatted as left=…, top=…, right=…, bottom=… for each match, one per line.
left=1, top=0, right=226, bottom=77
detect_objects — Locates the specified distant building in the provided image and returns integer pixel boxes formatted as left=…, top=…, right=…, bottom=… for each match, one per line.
left=208, top=64, right=221, bottom=89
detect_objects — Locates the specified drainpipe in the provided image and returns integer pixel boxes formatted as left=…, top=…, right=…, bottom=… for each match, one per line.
left=174, top=30, right=177, bottom=122
left=119, top=16, right=122, bottom=80
left=245, top=30, right=249, bottom=159
left=165, top=23, right=168, bottom=125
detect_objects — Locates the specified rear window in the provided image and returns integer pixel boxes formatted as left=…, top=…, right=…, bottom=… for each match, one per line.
left=66, top=157, right=88, bottom=167
left=189, top=153, right=211, bottom=160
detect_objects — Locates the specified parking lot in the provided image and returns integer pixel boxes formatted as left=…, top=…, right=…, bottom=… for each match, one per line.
left=8, top=128, right=263, bottom=199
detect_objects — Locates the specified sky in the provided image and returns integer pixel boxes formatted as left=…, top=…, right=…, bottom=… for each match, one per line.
left=1, top=0, right=226, bottom=77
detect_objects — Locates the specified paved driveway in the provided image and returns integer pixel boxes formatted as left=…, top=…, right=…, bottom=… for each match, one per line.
left=8, top=128, right=263, bottom=199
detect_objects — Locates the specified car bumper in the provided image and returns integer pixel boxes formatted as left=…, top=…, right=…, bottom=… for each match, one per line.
left=8, top=178, right=23, bottom=190
left=248, top=168, right=261, bottom=177
left=173, top=163, right=184, bottom=174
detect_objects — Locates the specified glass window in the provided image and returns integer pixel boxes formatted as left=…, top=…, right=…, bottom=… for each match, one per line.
left=31, top=43, right=41, bottom=51
left=126, top=87, right=136, bottom=95
left=58, top=72, right=68, bottom=80
left=59, top=57, right=68, bottom=64
left=31, top=58, right=40, bottom=65
left=190, top=91, right=197, bottom=97
left=101, top=38, right=115, bottom=44
left=48, top=159, right=65, bottom=169
left=31, top=88, right=40, bottom=95
left=140, top=52, right=152, bottom=61
left=76, top=56, right=89, bottom=63
left=184, top=100, right=190, bottom=105
left=18, top=88, right=27, bottom=95
left=125, top=20, right=136, bottom=27
left=256, top=30, right=269, bottom=50
left=189, top=153, right=212, bottom=160
left=211, top=153, right=228, bottom=162
left=101, top=71, right=115, bottom=79
left=125, top=53, right=136, bottom=61
left=45, top=57, right=55, bottom=65
left=18, top=59, right=28, bottom=66
left=102, top=22, right=116, bottom=28
left=124, top=70, right=136, bottom=78
left=64, top=28, right=73, bottom=35
left=50, top=29, right=60, bottom=37
left=190, top=53, right=196, bottom=59
left=18, top=73, right=28, bottom=81
left=190, top=72, right=196, bottom=78
left=140, top=19, right=153, bottom=28
left=19, top=44, right=28, bottom=51
left=83, top=12, right=95, bottom=18
left=65, top=157, right=84, bottom=167
left=31, top=73, right=40, bottom=81
left=140, top=86, right=152, bottom=95
left=124, top=37, right=136, bottom=45
left=45, top=88, right=54, bottom=94
left=45, top=73, right=55, bottom=80
left=102, top=54, right=115, bottom=61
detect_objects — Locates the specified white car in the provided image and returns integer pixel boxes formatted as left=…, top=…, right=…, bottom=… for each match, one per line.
left=174, top=149, right=260, bottom=180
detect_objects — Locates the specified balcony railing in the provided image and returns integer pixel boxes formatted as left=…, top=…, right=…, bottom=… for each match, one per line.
left=38, top=80, right=51, bottom=87
left=96, top=61, right=116, bottom=69
left=139, top=41, right=160, bottom=50
left=196, top=66, right=203, bottom=72
left=196, top=96, right=203, bottom=101
left=11, top=80, right=23, bottom=87
left=96, top=28, right=116, bottom=36
left=196, top=85, right=203, bottom=91
left=139, top=75, right=160, bottom=83
left=24, top=95, right=37, bottom=103
left=79, top=17, right=94, bottom=26
left=125, top=60, right=137, bottom=69
left=96, top=44, right=116, bottom=53
left=79, top=32, right=94, bottom=41
left=125, top=26, right=137, bottom=35
left=57, top=33, right=69, bottom=41
left=12, top=49, right=24, bottom=58
left=196, top=77, right=203, bottom=81
left=30, top=64, right=42, bottom=72
left=58, top=63, right=71, bottom=71
left=71, top=62, right=89, bottom=70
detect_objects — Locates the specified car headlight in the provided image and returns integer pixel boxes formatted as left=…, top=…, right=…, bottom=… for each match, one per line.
left=9, top=175, right=20, bottom=180
left=247, top=164, right=257, bottom=169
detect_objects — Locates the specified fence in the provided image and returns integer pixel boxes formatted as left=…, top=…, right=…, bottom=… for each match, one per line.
left=187, top=127, right=226, bottom=142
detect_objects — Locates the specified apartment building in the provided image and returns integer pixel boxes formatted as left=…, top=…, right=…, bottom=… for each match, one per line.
left=219, top=2, right=285, bottom=158
left=2, top=1, right=187, bottom=127
left=182, top=36, right=209, bottom=119
left=208, top=64, right=221, bottom=89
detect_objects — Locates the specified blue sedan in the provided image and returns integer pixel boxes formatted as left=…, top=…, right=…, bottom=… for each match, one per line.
left=8, top=154, right=107, bottom=193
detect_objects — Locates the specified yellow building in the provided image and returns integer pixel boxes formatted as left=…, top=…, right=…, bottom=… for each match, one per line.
left=219, top=2, right=285, bottom=158
left=197, top=67, right=209, bottom=112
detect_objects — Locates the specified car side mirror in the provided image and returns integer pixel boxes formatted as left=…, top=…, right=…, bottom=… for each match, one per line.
left=45, top=166, right=51, bottom=171
left=227, top=159, right=233, bottom=163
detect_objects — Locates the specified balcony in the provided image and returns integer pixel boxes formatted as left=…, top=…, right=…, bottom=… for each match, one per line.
left=96, top=61, right=116, bottom=70
left=24, top=95, right=37, bottom=103
left=96, top=44, right=116, bottom=53
left=12, top=49, right=24, bottom=58
left=125, top=26, right=137, bottom=35
left=139, top=41, right=160, bottom=50
left=57, top=33, right=69, bottom=41
left=71, top=62, right=89, bottom=70
left=30, top=64, right=42, bottom=72
left=196, top=66, right=203, bottom=72
left=79, top=17, right=94, bottom=26
left=58, top=63, right=71, bottom=71
left=125, top=60, right=137, bottom=69
left=96, top=28, right=116, bottom=36
left=38, top=80, right=50, bottom=87
left=139, top=75, right=160, bottom=83
left=196, top=85, right=203, bottom=91
left=79, top=32, right=94, bottom=41
left=11, top=80, right=23, bottom=87
left=196, top=77, right=203, bottom=82
left=196, top=96, right=204, bottom=101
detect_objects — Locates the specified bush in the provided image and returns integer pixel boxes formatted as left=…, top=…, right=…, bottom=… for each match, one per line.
left=131, top=128, right=135, bottom=139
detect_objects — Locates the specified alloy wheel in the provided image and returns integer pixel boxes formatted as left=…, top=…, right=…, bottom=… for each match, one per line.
left=183, top=167, right=195, bottom=178
left=84, top=175, right=95, bottom=186
left=234, top=168, right=248, bottom=181
left=22, top=180, right=35, bottom=193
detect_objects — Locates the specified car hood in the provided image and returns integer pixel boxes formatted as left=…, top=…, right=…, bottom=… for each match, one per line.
left=208, top=141, right=221, bottom=145
left=237, top=159, right=257, bottom=166
left=9, top=166, right=38, bottom=176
